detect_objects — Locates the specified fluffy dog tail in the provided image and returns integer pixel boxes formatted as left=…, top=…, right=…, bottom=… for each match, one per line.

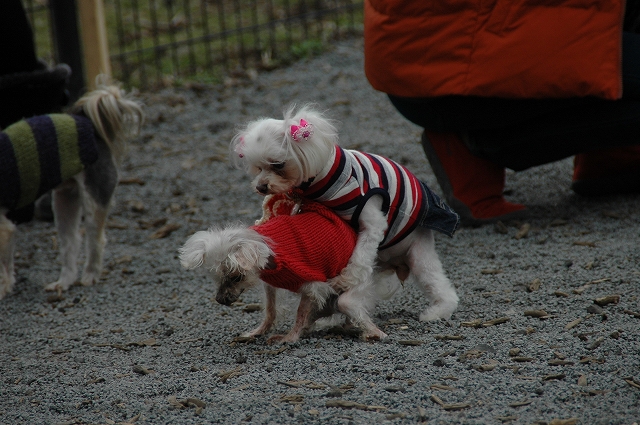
left=69, top=75, right=144, bottom=162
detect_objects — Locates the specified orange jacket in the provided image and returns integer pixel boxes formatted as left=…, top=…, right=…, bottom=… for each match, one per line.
left=364, top=1, right=625, bottom=100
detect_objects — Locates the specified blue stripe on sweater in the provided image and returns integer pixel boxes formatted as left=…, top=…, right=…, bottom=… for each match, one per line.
left=27, top=115, right=62, bottom=200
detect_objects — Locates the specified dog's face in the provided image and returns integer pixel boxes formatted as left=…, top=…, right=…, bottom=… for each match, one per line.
left=179, top=227, right=273, bottom=306
left=213, top=265, right=260, bottom=306
left=230, top=106, right=339, bottom=195
left=233, top=118, right=302, bottom=196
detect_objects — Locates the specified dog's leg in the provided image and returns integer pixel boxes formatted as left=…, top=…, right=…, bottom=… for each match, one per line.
left=267, top=291, right=316, bottom=344
left=242, top=283, right=277, bottom=337
left=408, top=228, right=458, bottom=321
left=0, top=213, right=17, bottom=299
left=335, top=197, right=388, bottom=340
left=46, top=179, right=84, bottom=291
left=80, top=140, right=118, bottom=286
left=80, top=197, right=108, bottom=286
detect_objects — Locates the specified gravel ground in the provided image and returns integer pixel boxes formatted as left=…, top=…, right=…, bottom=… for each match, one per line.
left=1, top=38, right=639, bottom=425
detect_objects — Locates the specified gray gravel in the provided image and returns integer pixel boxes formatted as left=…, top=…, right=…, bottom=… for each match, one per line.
left=1, top=38, right=639, bottom=425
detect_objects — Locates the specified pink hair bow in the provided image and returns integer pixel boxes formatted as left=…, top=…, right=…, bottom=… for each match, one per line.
left=290, top=119, right=314, bottom=142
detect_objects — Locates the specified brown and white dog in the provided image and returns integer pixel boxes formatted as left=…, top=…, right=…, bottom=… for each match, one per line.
left=0, top=78, right=144, bottom=299
left=180, top=194, right=364, bottom=343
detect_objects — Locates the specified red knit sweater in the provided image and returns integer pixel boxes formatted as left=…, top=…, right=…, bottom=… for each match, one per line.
left=251, top=201, right=357, bottom=292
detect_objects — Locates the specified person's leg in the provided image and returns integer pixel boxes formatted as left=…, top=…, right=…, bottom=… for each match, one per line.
left=0, top=0, right=39, bottom=75
left=1, top=1, right=70, bottom=224
left=389, top=96, right=529, bottom=224
left=391, top=31, right=640, bottom=212
left=420, top=131, right=526, bottom=225
left=570, top=31, right=640, bottom=195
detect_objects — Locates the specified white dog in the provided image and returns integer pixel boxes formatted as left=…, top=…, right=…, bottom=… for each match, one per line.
left=0, top=79, right=144, bottom=299
left=230, top=105, right=461, bottom=339
left=180, top=195, right=361, bottom=343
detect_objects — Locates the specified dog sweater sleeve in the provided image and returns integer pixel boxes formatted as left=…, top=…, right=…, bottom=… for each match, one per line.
left=0, top=114, right=98, bottom=211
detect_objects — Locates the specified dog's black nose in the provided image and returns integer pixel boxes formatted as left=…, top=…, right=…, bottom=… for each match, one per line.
left=216, top=293, right=235, bottom=306
left=256, top=184, right=269, bottom=194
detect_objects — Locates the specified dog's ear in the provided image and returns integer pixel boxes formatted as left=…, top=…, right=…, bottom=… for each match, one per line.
left=179, top=231, right=208, bottom=269
left=227, top=245, right=255, bottom=273
left=227, top=236, right=272, bottom=273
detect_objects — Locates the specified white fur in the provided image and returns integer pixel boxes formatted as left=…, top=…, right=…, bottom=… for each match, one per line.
left=0, top=78, right=144, bottom=299
left=180, top=223, right=345, bottom=343
left=231, top=104, right=459, bottom=339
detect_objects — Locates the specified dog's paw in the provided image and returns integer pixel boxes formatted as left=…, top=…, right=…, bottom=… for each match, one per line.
left=267, top=333, right=300, bottom=344
left=362, top=328, right=388, bottom=341
left=0, top=275, right=15, bottom=300
left=79, top=273, right=99, bottom=287
left=44, top=280, right=75, bottom=292
left=419, top=303, right=457, bottom=321
left=0, top=284, right=11, bottom=300
left=241, top=329, right=266, bottom=338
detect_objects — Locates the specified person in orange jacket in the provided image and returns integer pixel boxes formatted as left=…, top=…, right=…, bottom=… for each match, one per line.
left=364, top=1, right=640, bottom=225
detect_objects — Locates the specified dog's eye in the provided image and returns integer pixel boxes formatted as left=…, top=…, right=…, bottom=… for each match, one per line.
left=271, top=162, right=285, bottom=171
left=228, top=274, right=243, bottom=284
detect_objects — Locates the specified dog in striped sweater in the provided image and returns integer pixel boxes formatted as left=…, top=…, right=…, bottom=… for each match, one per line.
left=0, top=79, right=143, bottom=299
left=230, top=104, right=461, bottom=339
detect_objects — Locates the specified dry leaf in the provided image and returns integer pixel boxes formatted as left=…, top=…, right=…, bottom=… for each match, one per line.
left=435, top=334, right=464, bottom=341
left=280, top=394, right=304, bottom=404
left=515, top=223, right=530, bottom=239
left=132, top=365, right=151, bottom=375
left=430, top=384, right=456, bottom=391
left=623, top=309, right=640, bottom=318
left=508, top=399, right=532, bottom=407
left=217, top=366, right=244, bottom=383
left=460, top=319, right=483, bottom=328
left=549, top=419, right=579, bottom=425
left=150, top=223, right=181, bottom=239
left=119, top=177, right=145, bottom=185
left=624, top=377, right=640, bottom=389
left=573, top=241, right=596, bottom=247
left=482, top=317, right=510, bottom=327
left=542, top=373, right=565, bottom=381
left=398, top=340, right=423, bottom=346
left=325, top=399, right=386, bottom=411
left=548, top=359, right=574, bottom=366
left=588, top=336, right=605, bottom=350
left=565, top=318, right=583, bottom=330
left=243, top=304, right=262, bottom=313
left=594, top=295, right=620, bottom=306
left=527, top=278, right=541, bottom=292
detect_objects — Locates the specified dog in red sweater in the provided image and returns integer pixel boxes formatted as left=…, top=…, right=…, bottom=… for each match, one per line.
left=180, top=194, right=365, bottom=343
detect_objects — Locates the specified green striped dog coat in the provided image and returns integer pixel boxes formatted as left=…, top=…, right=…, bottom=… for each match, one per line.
left=1, top=114, right=98, bottom=211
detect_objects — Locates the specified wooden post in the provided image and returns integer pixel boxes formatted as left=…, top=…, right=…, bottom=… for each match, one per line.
left=77, top=0, right=111, bottom=89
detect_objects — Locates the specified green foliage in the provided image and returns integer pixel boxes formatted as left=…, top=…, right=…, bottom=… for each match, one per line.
left=23, top=0, right=363, bottom=90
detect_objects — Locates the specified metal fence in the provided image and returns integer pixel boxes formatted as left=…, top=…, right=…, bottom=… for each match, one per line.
left=23, top=0, right=363, bottom=91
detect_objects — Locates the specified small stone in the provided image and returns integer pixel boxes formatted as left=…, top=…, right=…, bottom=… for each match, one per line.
left=578, top=375, right=588, bottom=386
left=586, top=304, right=604, bottom=314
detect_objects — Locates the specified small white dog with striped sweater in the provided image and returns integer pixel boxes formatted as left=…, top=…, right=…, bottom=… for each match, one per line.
left=230, top=104, right=460, bottom=339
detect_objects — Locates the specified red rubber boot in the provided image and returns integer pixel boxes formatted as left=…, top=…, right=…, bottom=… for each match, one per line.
left=422, top=131, right=527, bottom=226
left=572, top=146, right=640, bottom=196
